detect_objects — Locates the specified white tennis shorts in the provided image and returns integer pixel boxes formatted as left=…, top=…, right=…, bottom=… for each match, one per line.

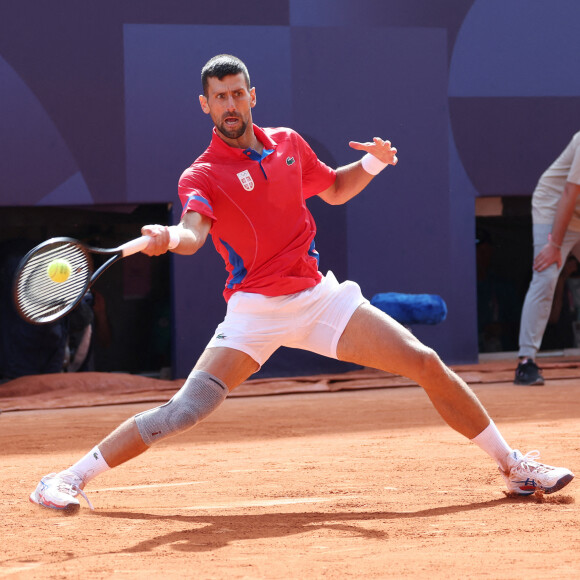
left=206, top=271, right=368, bottom=366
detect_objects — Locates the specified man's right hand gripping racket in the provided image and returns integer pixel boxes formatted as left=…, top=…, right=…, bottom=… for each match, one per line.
left=13, top=232, right=179, bottom=325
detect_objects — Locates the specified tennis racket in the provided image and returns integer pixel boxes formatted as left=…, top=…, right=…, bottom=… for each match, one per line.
left=13, top=232, right=178, bottom=325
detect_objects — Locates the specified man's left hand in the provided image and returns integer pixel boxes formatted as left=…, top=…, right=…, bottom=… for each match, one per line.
left=349, top=137, right=398, bottom=166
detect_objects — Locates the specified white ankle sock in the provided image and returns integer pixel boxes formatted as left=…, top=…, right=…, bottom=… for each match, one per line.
left=470, top=421, right=512, bottom=470
left=67, top=446, right=111, bottom=485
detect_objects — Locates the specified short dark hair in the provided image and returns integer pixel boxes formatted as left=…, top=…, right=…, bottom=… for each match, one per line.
left=201, top=54, right=251, bottom=96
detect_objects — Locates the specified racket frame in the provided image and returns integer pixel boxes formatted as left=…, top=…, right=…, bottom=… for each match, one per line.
left=13, top=233, right=174, bottom=325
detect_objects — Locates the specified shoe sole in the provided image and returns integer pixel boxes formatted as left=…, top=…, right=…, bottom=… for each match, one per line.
left=542, top=473, right=574, bottom=494
left=512, top=472, right=574, bottom=495
left=513, top=378, right=545, bottom=386
left=29, top=493, right=80, bottom=514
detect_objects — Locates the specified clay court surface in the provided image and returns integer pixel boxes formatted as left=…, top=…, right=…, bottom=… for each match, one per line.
left=2, top=358, right=580, bottom=579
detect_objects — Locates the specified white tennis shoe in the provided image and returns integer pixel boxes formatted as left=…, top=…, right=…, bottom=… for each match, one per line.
left=501, top=450, right=574, bottom=495
left=29, top=471, right=93, bottom=513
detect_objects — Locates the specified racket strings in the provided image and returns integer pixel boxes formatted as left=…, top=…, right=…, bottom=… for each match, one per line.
left=16, top=243, right=91, bottom=323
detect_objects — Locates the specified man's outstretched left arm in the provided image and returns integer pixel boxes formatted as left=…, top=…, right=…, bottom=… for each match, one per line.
left=317, top=137, right=398, bottom=205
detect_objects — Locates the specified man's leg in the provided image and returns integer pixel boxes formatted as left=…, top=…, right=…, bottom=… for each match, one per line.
left=518, top=225, right=562, bottom=361
left=336, top=302, right=489, bottom=439
left=30, top=347, right=259, bottom=512
left=336, top=302, right=574, bottom=494
left=516, top=225, right=580, bottom=384
left=99, top=347, right=258, bottom=467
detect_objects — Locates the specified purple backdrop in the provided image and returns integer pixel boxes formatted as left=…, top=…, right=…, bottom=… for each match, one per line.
left=2, top=0, right=580, bottom=378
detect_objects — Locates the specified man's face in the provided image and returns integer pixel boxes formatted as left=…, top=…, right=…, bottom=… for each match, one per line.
left=199, top=73, right=256, bottom=141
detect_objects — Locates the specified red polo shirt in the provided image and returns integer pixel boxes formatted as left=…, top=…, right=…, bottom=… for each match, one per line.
left=178, top=125, right=337, bottom=301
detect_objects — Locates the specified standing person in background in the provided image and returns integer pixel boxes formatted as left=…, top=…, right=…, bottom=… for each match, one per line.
left=515, top=131, right=580, bottom=385
left=64, top=290, right=111, bottom=373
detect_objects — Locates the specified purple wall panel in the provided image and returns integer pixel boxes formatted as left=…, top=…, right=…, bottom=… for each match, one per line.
left=3, top=1, right=579, bottom=377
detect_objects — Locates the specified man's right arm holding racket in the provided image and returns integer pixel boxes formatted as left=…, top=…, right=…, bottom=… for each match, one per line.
left=140, top=211, right=212, bottom=257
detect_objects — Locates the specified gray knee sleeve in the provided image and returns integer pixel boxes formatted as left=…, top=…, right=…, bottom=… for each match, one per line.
left=134, top=370, right=228, bottom=446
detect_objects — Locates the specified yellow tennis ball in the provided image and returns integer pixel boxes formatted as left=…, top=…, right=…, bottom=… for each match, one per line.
left=47, top=259, right=72, bottom=283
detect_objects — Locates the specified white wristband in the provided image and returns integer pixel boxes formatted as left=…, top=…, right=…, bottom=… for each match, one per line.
left=168, top=227, right=180, bottom=250
left=361, top=153, right=388, bottom=176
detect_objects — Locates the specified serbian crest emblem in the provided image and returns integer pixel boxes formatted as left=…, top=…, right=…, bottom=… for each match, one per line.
left=237, top=170, right=255, bottom=191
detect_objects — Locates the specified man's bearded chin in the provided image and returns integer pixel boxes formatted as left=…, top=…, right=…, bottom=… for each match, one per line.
left=217, top=119, right=248, bottom=139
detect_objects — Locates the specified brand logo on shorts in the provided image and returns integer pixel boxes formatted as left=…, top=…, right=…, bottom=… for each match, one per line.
left=216, top=333, right=227, bottom=340
left=286, top=156, right=295, bottom=166
left=237, top=170, right=254, bottom=191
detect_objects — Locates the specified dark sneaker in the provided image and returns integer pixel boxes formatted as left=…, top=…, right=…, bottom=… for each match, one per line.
left=514, top=359, right=544, bottom=385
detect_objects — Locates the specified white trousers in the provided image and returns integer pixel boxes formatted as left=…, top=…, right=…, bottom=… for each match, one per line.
left=518, top=223, right=580, bottom=358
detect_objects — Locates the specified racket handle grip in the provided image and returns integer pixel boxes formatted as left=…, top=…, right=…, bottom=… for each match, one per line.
left=120, top=229, right=180, bottom=257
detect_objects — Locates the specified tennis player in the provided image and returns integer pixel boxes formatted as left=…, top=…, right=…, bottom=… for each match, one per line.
left=30, top=54, right=573, bottom=512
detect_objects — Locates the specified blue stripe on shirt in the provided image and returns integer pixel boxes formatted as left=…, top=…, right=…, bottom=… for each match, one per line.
left=220, top=239, right=248, bottom=288
left=187, top=194, right=213, bottom=213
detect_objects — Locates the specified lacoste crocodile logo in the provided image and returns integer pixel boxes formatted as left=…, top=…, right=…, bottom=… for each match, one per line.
left=286, top=156, right=295, bottom=166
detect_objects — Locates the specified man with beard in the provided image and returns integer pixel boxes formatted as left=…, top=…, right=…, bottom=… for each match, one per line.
left=30, top=54, right=573, bottom=513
